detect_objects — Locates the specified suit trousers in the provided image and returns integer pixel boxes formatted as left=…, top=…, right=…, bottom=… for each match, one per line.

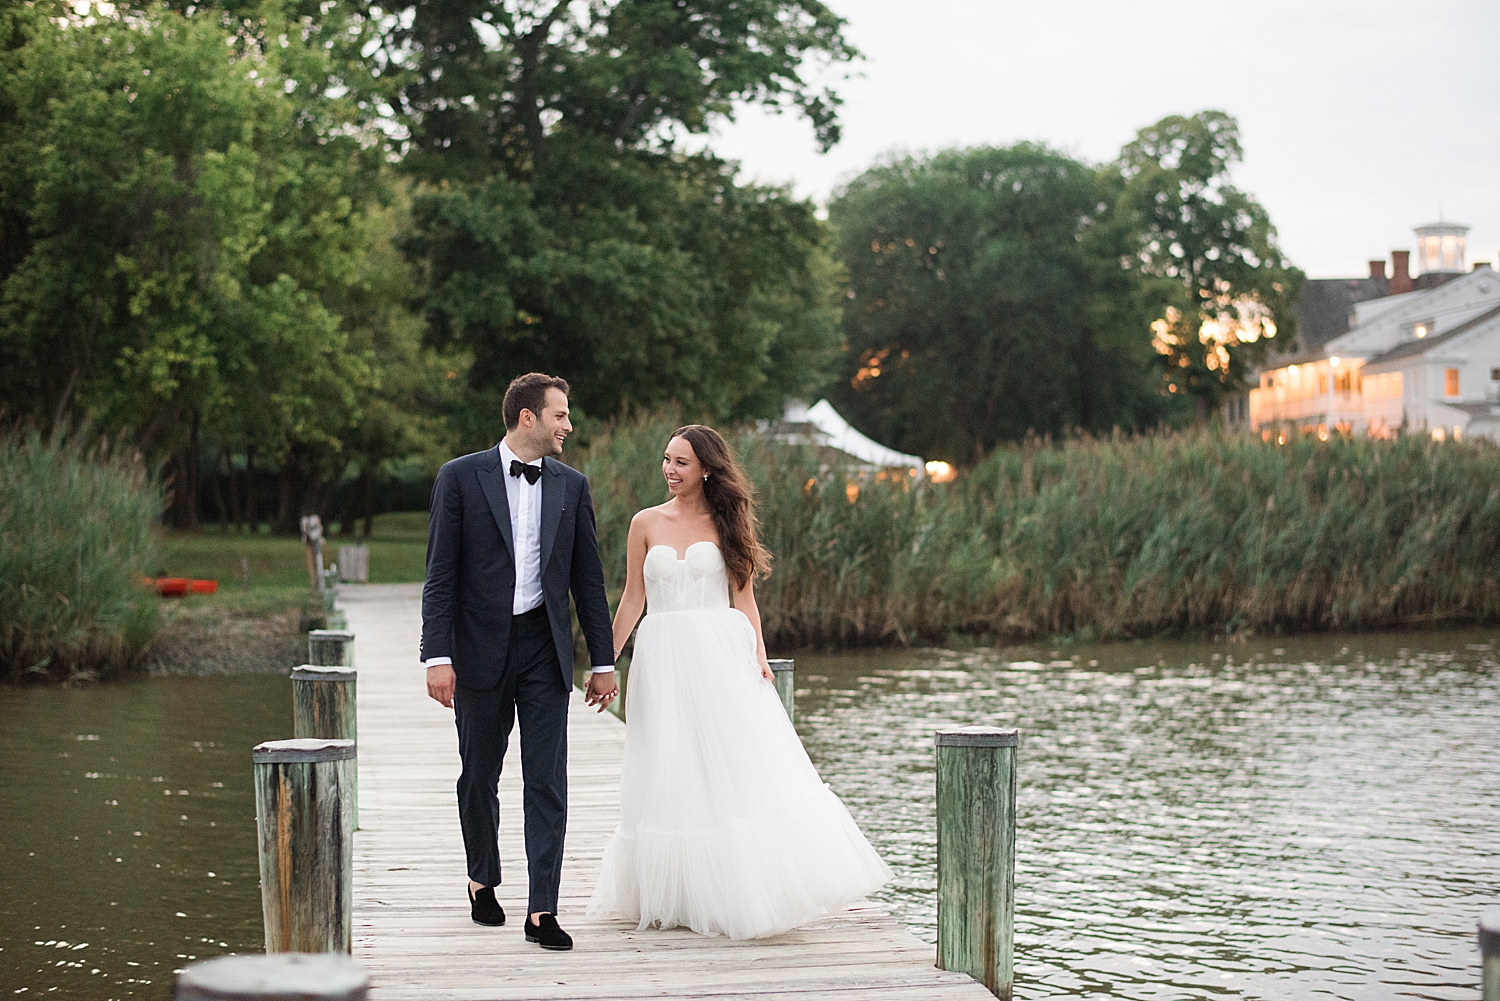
left=453, top=605, right=570, bottom=915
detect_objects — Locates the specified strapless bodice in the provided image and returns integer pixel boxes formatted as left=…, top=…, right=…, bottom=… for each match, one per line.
left=644, top=542, right=731, bottom=614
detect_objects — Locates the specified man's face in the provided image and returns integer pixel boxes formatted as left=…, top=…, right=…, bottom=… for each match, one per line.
left=524, top=388, right=572, bottom=456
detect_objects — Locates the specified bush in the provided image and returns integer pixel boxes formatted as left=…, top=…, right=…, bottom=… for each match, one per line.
left=1, top=428, right=162, bottom=682
left=584, top=416, right=1500, bottom=647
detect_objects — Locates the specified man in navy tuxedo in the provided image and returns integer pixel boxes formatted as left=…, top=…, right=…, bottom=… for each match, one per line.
left=420, top=372, right=618, bottom=951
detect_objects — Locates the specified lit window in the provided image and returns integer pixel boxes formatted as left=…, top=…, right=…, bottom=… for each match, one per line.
left=1443, top=235, right=1463, bottom=270
left=1445, top=368, right=1460, bottom=397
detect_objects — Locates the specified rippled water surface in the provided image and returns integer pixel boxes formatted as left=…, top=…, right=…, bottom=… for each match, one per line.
left=4, top=630, right=1497, bottom=999
left=793, top=631, right=1500, bottom=1000
left=0, top=675, right=286, bottom=998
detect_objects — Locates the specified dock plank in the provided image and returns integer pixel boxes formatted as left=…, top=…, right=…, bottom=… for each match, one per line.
left=343, top=584, right=991, bottom=1000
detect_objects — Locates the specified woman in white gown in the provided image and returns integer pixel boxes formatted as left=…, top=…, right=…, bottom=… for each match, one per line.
left=587, top=425, right=890, bottom=939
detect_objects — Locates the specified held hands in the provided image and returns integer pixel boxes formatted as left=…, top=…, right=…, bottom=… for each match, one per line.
left=585, top=671, right=619, bottom=714
left=426, top=663, right=457, bottom=708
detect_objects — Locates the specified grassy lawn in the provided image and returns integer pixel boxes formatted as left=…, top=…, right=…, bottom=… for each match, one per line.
left=157, top=511, right=428, bottom=619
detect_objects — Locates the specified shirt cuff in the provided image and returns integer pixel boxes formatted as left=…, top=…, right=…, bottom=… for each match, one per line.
left=423, top=657, right=453, bottom=669
left=590, top=665, right=616, bottom=674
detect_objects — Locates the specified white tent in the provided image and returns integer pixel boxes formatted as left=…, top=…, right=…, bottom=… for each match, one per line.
left=781, top=399, right=925, bottom=475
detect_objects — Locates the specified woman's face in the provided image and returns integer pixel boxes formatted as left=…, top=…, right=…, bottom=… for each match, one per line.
left=663, top=436, right=705, bottom=498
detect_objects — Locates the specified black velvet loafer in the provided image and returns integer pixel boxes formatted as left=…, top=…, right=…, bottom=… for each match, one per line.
left=524, top=912, right=573, bottom=950
left=468, top=885, right=505, bottom=926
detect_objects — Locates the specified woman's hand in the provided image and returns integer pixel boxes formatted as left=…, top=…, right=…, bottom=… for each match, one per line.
left=759, top=658, right=774, bottom=683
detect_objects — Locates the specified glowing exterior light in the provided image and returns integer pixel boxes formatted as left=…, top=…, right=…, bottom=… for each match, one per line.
left=924, top=461, right=956, bottom=484
left=1415, top=324, right=1428, bottom=339
left=1329, top=356, right=1340, bottom=368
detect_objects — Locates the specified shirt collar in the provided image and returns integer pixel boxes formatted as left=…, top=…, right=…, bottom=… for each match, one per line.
left=497, top=439, right=541, bottom=472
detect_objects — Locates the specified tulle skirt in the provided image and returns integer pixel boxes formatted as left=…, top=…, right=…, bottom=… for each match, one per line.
left=586, top=607, right=891, bottom=939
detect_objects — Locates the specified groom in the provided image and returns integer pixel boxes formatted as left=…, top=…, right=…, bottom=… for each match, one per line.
left=420, top=372, right=618, bottom=951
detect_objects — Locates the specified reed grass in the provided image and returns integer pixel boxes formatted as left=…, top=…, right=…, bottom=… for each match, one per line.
left=1, top=428, right=163, bottom=682
left=583, top=415, right=1500, bottom=647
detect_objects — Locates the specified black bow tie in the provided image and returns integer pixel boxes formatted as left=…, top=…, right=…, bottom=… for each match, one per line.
left=509, top=459, right=542, bottom=484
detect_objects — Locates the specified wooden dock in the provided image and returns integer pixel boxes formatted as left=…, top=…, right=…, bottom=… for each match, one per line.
left=343, top=584, right=993, bottom=1000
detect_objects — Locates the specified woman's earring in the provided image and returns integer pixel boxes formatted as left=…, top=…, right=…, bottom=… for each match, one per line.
left=703, top=475, right=709, bottom=481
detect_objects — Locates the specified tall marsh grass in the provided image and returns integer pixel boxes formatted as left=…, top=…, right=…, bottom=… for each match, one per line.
left=1, top=428, right=163, bottom=682
left=583, top=415, right=1500, bottom=646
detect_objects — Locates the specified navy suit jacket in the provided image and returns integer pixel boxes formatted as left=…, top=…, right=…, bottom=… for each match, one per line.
left=419, top=447, right=615, bottom=691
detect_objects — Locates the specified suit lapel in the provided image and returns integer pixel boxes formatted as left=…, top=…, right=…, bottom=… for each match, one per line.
left=476, top=449, right=516, bottom=558
left=539, top=458, right=564, bottom=576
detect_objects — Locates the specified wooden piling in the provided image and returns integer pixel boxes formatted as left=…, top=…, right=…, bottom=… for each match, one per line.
left=253, top=739, right=356, bottom=954
left=292, top=666, right=358, bottom=829
left=1481, top=905, right=1500, bottom=1001
left=175, top=953, right=367, bottom=1000
left=307, top=629, right=355, bottom=668
left=768, top=658, right=795, bottom=724
left=337, top=544, right=369, bottom=584
left=935, top=726, right=1019, bottom=1000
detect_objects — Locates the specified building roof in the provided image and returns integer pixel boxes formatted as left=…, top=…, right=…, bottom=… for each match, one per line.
left=1443, top=401, right=1500, bottom=418
left=1287, top=276, right=1390, bottom=355
left=1364, top=302, right=1500, bottom=367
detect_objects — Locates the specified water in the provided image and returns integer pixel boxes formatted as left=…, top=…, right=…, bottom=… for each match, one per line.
left=0, top=676, right=287, bottom=998
left=4, top=632, right=1497, bottom=999
left=793, top=630, right=1500, bottom=1000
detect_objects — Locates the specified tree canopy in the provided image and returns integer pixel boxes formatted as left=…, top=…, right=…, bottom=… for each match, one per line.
left=828, top=144, right=1168, bottom=463
left=0, top=2, right=452, bottom=527
left=374, top=0, right=857, bottom=423
left=0, top=0, right=856, bottom=527
left=1117, top=111, right=1303, bottom=414
left=1, top=0, right=1303, bottom=529
left=827, top=113, right=1303, bottom=461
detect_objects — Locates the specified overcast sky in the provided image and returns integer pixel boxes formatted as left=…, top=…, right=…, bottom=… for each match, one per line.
left=706, top=0, right=1499, bottom=279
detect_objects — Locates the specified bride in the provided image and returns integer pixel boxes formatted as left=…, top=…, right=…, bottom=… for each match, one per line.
left=587, top=424, right=891, bottom=939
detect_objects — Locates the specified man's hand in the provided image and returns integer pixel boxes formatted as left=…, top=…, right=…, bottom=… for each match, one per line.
left=585, top=671, right=619, bottom=714
left=426, top=663, right=456, bottom=708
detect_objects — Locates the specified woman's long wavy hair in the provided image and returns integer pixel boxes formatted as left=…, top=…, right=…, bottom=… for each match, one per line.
left=670, top=425, right=771, bottom=592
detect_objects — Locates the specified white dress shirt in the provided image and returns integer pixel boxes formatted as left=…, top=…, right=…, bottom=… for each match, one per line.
left=424, top=440, right=614, bottom=674
left=498, top=439, right=546, bottom=616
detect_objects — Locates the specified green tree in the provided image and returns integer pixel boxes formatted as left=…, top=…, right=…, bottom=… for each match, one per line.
left=363, top=0, right=855, bottom=184
left=1116, top=111, right=1303, bottom=416
left=364, top=0, right=856, bottom=423
left=0, top=3, right=442, bottom=528
left=828, top=144, right=1166, bottom=463
left=406, top=143, right=842, bottom=426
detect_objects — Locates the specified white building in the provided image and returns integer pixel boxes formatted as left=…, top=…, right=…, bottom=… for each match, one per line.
left=1248, top=221, right=1500, bottom=440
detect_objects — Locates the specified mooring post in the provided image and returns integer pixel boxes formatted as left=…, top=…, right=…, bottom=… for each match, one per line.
left=292, top=665, right=358, bottom=829
left=252, top=739, right=356, bottom=954
left=935, top=726, right=1018, bottom=1000
left=768, top=658, right=795, bottom=724
left=307, top=629, right=355, bottom=668
left=175, top=953, right=368, bottom=1001
left=1481, top=905, right=1500, bottom=1001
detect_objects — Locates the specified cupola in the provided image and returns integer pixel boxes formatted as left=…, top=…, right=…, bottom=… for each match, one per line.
left=1414, top=220, right=1469, bottom=274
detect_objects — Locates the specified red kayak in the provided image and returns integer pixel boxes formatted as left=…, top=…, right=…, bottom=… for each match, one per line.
left=146, top=578, right=218, bottom=597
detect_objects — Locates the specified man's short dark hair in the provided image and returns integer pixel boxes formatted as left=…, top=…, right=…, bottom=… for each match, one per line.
left=503, top=373, right=570, bottom=430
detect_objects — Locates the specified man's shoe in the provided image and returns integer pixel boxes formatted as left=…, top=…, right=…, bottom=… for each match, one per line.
left=524, top=912, right=573, bottom=951
left=468, top=885, right=505, bottom=926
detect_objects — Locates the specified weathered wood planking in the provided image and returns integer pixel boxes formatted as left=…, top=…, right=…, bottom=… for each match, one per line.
left=343, top=584, right=993, bottom=1000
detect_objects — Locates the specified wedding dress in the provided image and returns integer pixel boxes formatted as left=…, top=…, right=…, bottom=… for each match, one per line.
left=586, top=541, right=891, bottom=939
